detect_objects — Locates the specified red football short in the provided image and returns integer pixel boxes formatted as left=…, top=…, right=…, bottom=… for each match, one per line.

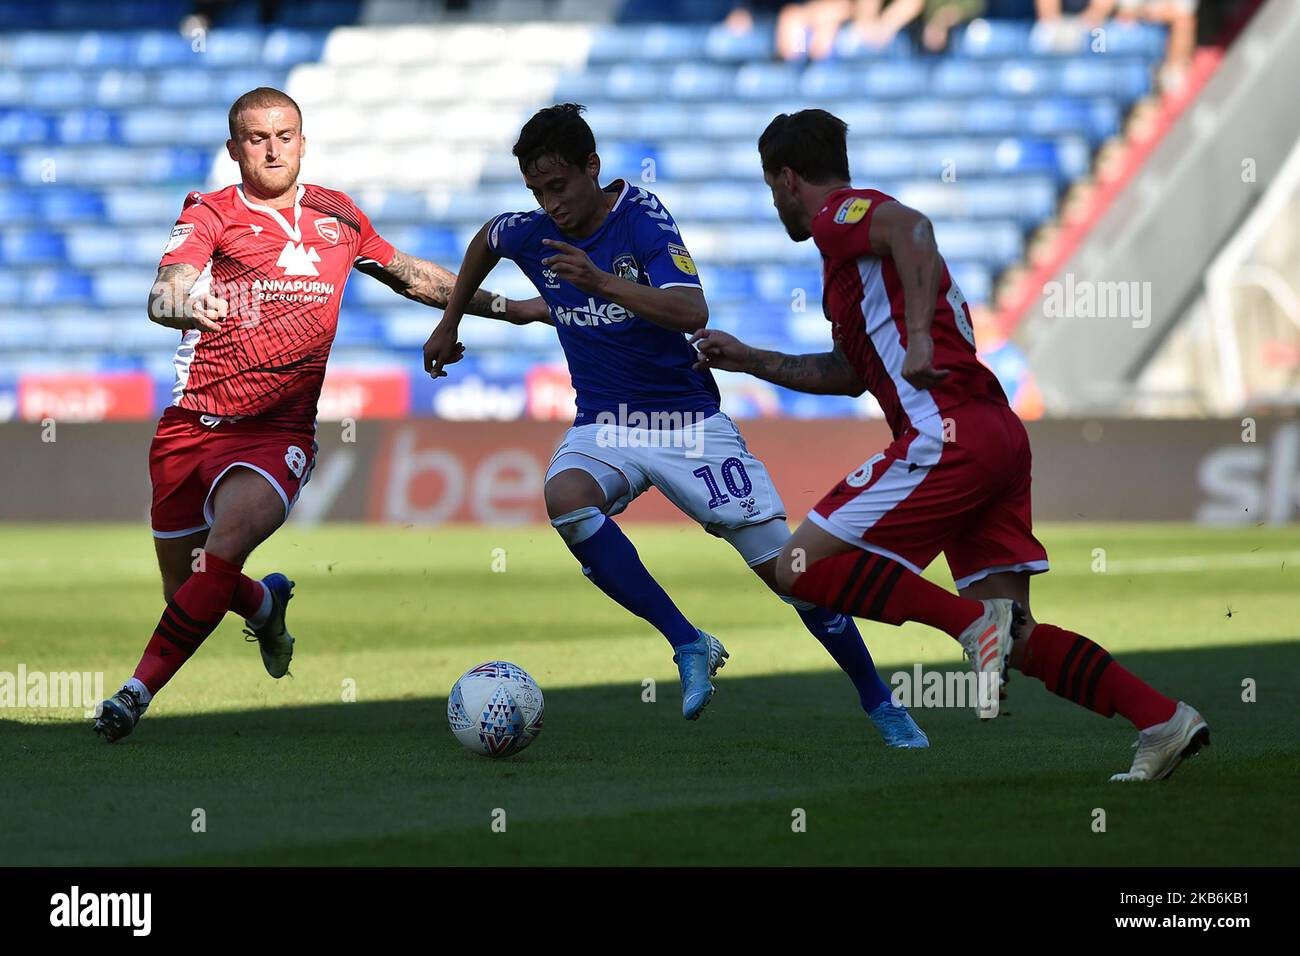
left=149, top=406, right=317, bottom=538
left=808, top=397, right=1048, bottom=589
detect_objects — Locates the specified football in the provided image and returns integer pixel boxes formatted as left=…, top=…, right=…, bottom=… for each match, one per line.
left=447, top=661, right=545, bottom=757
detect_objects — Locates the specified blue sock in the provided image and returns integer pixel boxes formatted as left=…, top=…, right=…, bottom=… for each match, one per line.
left=562, top=512, right=699, bottom=648
left=794, top=604, right=892, bottom=711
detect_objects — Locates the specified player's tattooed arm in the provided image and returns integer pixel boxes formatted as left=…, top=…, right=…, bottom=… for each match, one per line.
left=691, top=330, right=865, bottom=396
left=360, top=250, right=550, bottom=325
left=147, top=263, right=227, bottom=332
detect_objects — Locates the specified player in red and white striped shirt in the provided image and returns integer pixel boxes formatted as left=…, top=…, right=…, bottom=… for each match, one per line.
left=694, top=109, right=1208, bottom=781
left=93, top=87, right=546, bottom=742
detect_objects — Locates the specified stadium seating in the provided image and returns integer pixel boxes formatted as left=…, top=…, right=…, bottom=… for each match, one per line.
left=0, top=2, right=1167, bottom=418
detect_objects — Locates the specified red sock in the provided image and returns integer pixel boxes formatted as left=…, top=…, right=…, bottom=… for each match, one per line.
left=229, top=574, right=266, bottom=620
left=1021, top=623, right=1177, bottom=729
left=792, top=551, right=983, bottom=637
left=132, top=552, right=243, bottom=696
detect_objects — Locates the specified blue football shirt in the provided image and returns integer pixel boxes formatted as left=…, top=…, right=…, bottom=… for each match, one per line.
left=487, top=179, right=721, bottom=426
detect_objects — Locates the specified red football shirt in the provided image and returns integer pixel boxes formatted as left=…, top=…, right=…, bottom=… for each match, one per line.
left=811, top=187, right=1007, bottom=439
left=158, top=182, right=395, bottom=429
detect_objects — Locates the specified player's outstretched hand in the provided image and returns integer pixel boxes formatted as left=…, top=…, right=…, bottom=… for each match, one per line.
left=188, top=292, right=228, bottom=333
left=423, top=324, right=466, bottom=378
left=540, top=239, right=608, bottom=294
left=901, top=334, right=950, bottom=390
left=690, top=328, right=752, bottom=373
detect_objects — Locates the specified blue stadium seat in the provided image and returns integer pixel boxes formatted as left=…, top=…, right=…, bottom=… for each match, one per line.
left=962, top=98, right=1019, bottom=135
left=896, top=100, right=965, bottom=137
left=93, top=270, right=149, bottom=307
left=0, top=189, right=40, bottom=224
left=39, top=188, right=104, bottom=222
left=862, top=62, right=929, bottom=98
left=666, top=63, right=733, bottom=100
left=72, top=33, right=135, bottom=68
left=103, top=188, right=177, bottom=225
left=0, top=271, right=22, bottom=306
left=335, top=310, right=385, bottom=347
left=995, top=60, right=1052, bottom=96
left=0, top=321, right=44, bottom=350
left=0, top=151, right=20, bottom=183
left=932, top=59, right=994, bottom=97
left=590, top=25, right=665, bottom=65
left=155, top=71, right=216, bottom=107
left=26, top=270, right=94, bottom=307
left=93, top=70, right=151, bottom=108
left=640, top=24, right=711, bottom=62
left=755, top=265, right=821, bottom=305
left=29, top=72, right=90, bottom=109
left=702, top=267, right=757, bottom=303
left=132, top=31, right=199, bottom=69
left=934, top=220, right=1022, bottom=267
left=734, top=63, right=802, bottom=101
left=59, top=110, right=121, bottom=145
left=4, top=230, right=67, bottom=265
left=704, top=23, right=775, bottom=63
left=163, top=148, right=212, bottom=181
left=12, top=34, right=82, bottom=68
left=832, top=25, right=914, bottom=61
left=66, top=229, right=131, bottom=268
left=955, top=19, right=1031, bottom=58
left=599, top=142, right=658, bottom=178
left=261, top=29, right=327, bottom=67
left=0, top=72, right=26, bottom=108
left=1060, top=57, right=1123, bottom=97
left=0, top=110, right=56, bottom=146
left=1102, top=22, right=1168, bottom=57
left=406, top=226, right=462, bottom=262
left=202, top=29, right=266, bottom=68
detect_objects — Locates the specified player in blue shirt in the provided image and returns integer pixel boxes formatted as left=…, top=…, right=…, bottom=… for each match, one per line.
left=424, top=104, right=926, bottom=745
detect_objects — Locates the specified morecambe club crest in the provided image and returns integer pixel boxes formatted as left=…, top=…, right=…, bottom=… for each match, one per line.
left=314, top=217, right=340, bottom=244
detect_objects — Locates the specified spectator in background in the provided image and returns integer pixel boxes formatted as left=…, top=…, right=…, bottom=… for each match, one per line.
left=746, top=0, right=986, bottom=61
left=1038, top=0, right=1199, bottom=92
left=774, top=0, right=858, bottom=60
left=876, top=0, right=988, bottom=53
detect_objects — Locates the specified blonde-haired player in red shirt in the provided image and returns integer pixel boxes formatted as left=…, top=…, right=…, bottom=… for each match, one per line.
left=93, top=88, right=547, bottom=742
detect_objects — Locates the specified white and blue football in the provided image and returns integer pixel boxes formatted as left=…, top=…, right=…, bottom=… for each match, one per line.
left=447, top=661, right=544, bottom=758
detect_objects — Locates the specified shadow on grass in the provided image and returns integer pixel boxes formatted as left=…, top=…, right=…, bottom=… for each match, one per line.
left=1, top=642, right=1296, bottom=866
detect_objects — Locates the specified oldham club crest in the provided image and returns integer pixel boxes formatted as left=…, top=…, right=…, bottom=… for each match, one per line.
left=612, top=253, right=640, bottom=283
left=314, top=217, right=340, bottom=244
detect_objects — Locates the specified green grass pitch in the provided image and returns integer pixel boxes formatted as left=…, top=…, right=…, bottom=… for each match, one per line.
left=1, top=522, right=1296, bottom=866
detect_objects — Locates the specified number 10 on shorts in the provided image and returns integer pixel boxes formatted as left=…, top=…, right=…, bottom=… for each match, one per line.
left=692, top=458, right=753, bottom=509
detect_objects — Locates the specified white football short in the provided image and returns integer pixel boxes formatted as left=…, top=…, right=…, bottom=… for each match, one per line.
left=545, top=411, right=790, bottom=566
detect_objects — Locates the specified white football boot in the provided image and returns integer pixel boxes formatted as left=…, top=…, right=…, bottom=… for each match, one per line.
left=1110, top=701, right=1210, bottom=782
left=956, top=598, right=1019, bottom=715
